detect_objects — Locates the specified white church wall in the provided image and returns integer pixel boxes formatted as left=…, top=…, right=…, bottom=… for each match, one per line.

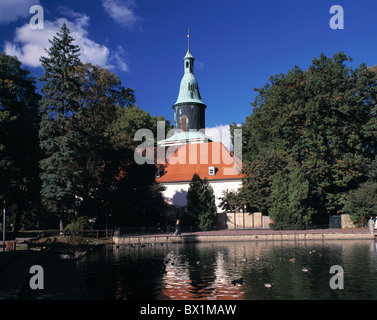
left=163, top=182, right=190, bottom=208
left=209, top=180, right=242, bottom=212
left=161, top=179, right=242, bottom=213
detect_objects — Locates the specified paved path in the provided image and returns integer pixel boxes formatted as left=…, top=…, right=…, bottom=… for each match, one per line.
left=125, top=227, right=371, bottom=238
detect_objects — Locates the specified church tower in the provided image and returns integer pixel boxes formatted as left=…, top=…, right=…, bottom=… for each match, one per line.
left=156, top=31, right=244, bottom=224
left=158, top=31, right=210, bottom=147
left=173, top=31, right=206, bottom=132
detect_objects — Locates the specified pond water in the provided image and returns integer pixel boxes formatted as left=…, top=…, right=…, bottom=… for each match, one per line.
left=76, top=240, right=377, bottom=300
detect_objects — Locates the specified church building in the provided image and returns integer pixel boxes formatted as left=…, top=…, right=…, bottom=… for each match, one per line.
left=156, top=33, right=244, bottom=226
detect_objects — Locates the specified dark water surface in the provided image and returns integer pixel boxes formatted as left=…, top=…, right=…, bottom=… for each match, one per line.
left=76, top=240, right=377, bottom=300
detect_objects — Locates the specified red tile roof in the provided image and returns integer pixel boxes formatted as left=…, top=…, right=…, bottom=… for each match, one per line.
left=156, top=141, right=244, bottom=183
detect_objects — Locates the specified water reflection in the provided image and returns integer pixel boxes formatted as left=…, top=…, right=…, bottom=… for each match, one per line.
left=156, top=246, right=243, bottom=300
left=76, top=240, right=377, bottom=300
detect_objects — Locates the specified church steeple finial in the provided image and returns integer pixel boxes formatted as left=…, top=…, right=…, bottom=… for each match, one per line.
left=186, top=27, right=190, bottom=52
left=183, top=29, right=194, bottom=74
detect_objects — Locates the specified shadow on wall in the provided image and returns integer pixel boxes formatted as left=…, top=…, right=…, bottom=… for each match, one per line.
left=170, top=189, right=188, bottom=207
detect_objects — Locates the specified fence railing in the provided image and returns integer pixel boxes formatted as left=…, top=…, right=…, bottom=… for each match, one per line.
left=65, top=229, right=114, bottom=238
left=116, top=225, right=227, bottom=236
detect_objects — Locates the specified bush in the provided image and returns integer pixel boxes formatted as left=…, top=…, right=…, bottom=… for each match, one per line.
left=64, top=216, right=88, bottom=237
left=344, top=182, right=377, bottom=227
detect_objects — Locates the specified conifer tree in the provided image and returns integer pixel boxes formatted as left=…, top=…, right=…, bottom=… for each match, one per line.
left=38, top=24, right=83, bottom=233
left=186, top=174, right=202, bottom=227
left=198, top=178, right=217, bottom=231
left=186, top=174, right=217, bottom=231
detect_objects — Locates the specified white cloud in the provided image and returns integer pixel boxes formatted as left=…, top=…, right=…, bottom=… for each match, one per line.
left=206, top=125, right=233, bottom=150
left=0, top=0, right=40, bottom=24
left=108, top=45, right=129, bottom=72
left=102, top=0, right=140, bottom=28
left=4, top=12, right=128, bottom=72
left=195, top=61, right=204, bottom=71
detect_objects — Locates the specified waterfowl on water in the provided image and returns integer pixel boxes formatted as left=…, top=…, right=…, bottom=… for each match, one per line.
left=231, top=278, right=244, bottom=286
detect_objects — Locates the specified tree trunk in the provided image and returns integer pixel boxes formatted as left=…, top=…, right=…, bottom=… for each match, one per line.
left=59, top=217, right=64, bottom=235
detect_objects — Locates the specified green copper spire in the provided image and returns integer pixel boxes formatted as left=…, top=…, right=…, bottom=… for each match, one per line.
left=174, top=31, right=205, bottom=105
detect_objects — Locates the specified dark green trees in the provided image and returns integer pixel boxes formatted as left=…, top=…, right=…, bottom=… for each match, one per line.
left=343, top=182, right=377, bottom=226
left=109, top=104, right=172, bottom=140
left=238, top=149, right=287, bottom=214
left=39, top=24, right=84, bottom=233
left=38, top=24, right=167, bottom=231
left=186, top=174, right=217, bottom=231
left=73, top=63, right=135, bottom=227
left=269, top=163, right=313, bottom=230
left=235, top=52, right=377, bottom=227
left=1, top=24, right=169, bottom=232
left=0, top=53, right=41, bottom=233
left=74, top=63, right=167, bottom=228
left=344, top=158, right=377, bottom=226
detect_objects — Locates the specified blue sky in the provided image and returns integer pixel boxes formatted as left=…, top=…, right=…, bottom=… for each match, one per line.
left=1, top=0, right=377, bottom=130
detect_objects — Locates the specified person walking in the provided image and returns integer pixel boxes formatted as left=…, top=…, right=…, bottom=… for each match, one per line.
left=175, top=219, right=181, bottom=237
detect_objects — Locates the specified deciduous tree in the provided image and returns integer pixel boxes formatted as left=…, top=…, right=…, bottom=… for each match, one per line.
left=238, top=52, right=377, bottom=222
left=0, top=52, right=41, bottom=234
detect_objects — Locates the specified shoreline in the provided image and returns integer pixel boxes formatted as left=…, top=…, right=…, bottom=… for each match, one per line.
left=0, top=229, right=375, bottom=300
left=114, top=228, right=376, bottom=244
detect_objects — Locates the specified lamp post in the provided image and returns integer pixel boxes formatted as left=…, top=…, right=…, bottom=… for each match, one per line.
left=105, top=208, right=108, bottom=238
left=2, top=201, right=5, bottom=252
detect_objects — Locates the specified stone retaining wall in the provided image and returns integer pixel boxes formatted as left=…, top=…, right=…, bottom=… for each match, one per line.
left=114, top=232, right=374, bottom=245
